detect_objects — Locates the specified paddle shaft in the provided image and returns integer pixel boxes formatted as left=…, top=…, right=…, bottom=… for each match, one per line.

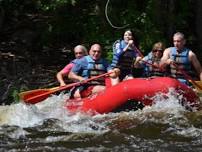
left=24, top=71, right=113, bottom=103
left=142, top=58, right=202, bottom=89
left=171, top=62, right=202, bottom=90
left=133, top=45, right=165, bottom=71
left=133, top=45, right=144, bottom=58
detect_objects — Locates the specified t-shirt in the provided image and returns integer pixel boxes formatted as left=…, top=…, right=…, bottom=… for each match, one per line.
left=61, top=63, right=74, bottom=74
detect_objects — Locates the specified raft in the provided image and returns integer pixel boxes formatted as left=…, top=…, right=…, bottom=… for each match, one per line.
left=66, top=77, right=200, bottom=114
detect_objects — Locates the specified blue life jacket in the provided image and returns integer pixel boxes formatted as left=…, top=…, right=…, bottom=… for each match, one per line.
left=111, top=39, right=138, bottom=71
left=170, top=47, right=197, bottom=84
left=82, top=55, right=108, bottom=85
left=143, top=52, right=164, bottom=77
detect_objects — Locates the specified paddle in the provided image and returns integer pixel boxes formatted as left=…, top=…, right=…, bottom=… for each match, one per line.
left=19, top=87, right=59, bottom=101
left=171, top=62, right=202, bottom=91
left=133, top=45, right=144, bottom=58
left=194, top=81, right=202, bottom=92
left=141, top=59, right=202, bottom=90
left=20, top=71, right=113, bottom=104
left=134, top=46, right=202, bottom=92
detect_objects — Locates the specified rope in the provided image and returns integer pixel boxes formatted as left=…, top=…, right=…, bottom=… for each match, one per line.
left=105, top=0, right=129, bottom=29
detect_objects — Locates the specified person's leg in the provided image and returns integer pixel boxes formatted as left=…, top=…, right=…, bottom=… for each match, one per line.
left=92, top=85, right=106, bottom=94
left=73, top=89, right=82, bottom=98
left=110, top=77, right=120, bottom=86
left=124, top=75, right=133, bottom=80
left=70, top=86, right=85, bottom=99
left=72, top=85, right=106, bottom=98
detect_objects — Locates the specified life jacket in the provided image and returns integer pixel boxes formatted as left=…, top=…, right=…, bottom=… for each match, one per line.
left=111, top=39, right=138, bottom=71
left=144, top=52, right=164, bottom=77
left=170, top=47, right=197, bottom=81
left=82, top=55, right=107, bottom=85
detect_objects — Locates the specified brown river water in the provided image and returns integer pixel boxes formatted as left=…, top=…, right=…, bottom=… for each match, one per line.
left=0, top=92, right=202, bottom=152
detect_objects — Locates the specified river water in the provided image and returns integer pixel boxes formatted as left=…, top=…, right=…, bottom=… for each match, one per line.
left=0, top=92, right=202, bottom=152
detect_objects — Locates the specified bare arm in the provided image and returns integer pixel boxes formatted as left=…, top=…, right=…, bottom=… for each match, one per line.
left=123, top=40, right=134, bottom=52
left=134, top=56, right=143, bottom=68
left=56, top=63, right=74, bottom=86
left=160, top=48, right=172, bottom=68
left=68, top=71, right=85, bottom=82
left=56, top=71, right=66, bottom=86
left=189, top=51, right=202, bottom=80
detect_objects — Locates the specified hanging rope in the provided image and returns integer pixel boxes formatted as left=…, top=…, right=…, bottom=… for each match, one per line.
left=105, top=0, right=129, bottom=29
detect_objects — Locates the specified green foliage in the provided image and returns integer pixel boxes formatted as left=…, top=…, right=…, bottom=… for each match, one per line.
left=38, top=0, right=76, bottom=11
left=0, top=0, right=199, bottom=58
left=12, top=89, right=20, bottom=103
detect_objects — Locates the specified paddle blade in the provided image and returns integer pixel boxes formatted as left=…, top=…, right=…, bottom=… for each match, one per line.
left=195, top=81, right=202, bottom=92
left=19, top=87, right=59, bottom=104
left=23, top=92, right=53, bottom=104
left=20, top=71, right=113, bottom=104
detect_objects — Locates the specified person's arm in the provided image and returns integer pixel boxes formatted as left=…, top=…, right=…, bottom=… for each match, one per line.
left=134, top=56, right=143, bottom=68
left=114, top=40, right=132, bottom=56
left=61, top=63, right=74, bottom=74
left=189, top=51, right=202, bottom=80
left=106, top=61, right=120, bottom=78
left=137, top=56, right=146, bottom=69
left=68, top=60, right=85, bottom=82
left=160, top=48, right=172, bottom=68
left=123, top=40, right=134, bottom=52
left=114, top=42, right=124, bottom=57
left=56, top=63, right=74, bottom=86
left=106, top=62, right=120, bottom=86
left=68, top=71, right=85, bottom=82
left=56, top=71, right=66, bottom=86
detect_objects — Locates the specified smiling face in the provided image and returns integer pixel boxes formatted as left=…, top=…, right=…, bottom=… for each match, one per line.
left=152, top=42, right=165, bottom=58
left=152, top=49, right=163, bottom=58
left=123, top=30, right=133, bottom=43
left=89, top=44, right=102, bottom=60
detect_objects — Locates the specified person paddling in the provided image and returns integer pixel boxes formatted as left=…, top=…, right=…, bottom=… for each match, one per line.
left=141, top=42, right=166, bottom=77
left=56, top=45, right=87, bottom=86
left=160, top=32, right=202, bottom=84
left=68, top=43, right=119, bottom=98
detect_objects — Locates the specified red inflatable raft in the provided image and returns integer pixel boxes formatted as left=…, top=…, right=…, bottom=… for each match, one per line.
left=66, top=77, right=200, bottom=114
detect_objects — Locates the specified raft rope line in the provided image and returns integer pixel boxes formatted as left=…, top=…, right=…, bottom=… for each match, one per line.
left=105, top=0, right=129, bottom=29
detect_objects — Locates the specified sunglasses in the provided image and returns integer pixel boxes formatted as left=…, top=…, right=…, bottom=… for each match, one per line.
left=153, top=49, right=163, bottom=53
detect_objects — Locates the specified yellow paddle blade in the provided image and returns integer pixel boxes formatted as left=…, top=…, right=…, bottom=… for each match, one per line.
left=194, top=81, right=202, bottom=93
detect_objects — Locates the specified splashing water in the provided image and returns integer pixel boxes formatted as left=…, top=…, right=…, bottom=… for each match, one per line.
left=0, top=90, right=202, bottom=151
